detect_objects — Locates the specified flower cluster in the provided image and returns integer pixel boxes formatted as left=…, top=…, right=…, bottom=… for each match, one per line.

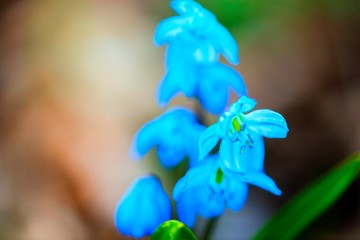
left=174, top=96, right=288, bottom=226
left=114, top=0, right=288, bottom=238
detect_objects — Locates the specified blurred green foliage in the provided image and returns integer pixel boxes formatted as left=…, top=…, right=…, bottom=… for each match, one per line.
left=252, top=153, right=360, bottom=240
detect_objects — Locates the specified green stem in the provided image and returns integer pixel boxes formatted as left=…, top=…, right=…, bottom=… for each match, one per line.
left=202, top=217, right=219, bottom=240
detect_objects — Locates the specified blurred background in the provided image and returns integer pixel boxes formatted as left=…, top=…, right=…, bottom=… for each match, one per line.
left=0, top=0, right=359, bottom=239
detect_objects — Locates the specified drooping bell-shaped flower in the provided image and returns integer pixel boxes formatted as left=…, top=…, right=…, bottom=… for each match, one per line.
left=114, top=176, right=171, bottom=238
left=154, top=0, right=247, bottom=114
left=131, top=107, right=205, bottom=168
left=199, top=96, right=289, bottom=161
left=154, top=0, right=239, bottom=65
left=173, top=155, right=248, bottom=227
left=173, top=149, right=282, bottom=227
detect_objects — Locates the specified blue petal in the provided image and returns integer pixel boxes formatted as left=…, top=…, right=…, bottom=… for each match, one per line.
left=178, top=65, right=197, bottom=98
left=210, top=63, right=247, bottom=96
left=170, top=0, right=202, bottom=16
left=151, top=108, right=203, bottom=168
left=242, top=171, right=282, bottom=196
left=196, top=63, right=247, bottom=113
left=209, top=23, right=239, bottom=65
left=225, top=180, right=248, bottom=211
left=154, top=17, right=190, bottom=46
left=159, top=45, right=199, bottom=105
left=197, top=65, right=235, bottom=114
left=198, top=82, right=228, bottom=114
left=174, top=160, right=227, bottom=225
left=220, top=134, right=265, bottom=173
left=220, top=139, right=247, bottom=173
left=229, top=96, right=257, bottom=114
left=165, top=43, right=187, bottom=68
left=217, top=112, right=235, bottom=139
left=177, top=183, right=225, bottom=227
left=198, top=124, right=220, bottom=160
left=186, top=125, right=206, bottom=167
left=198, top=187, right=225, bottom=218
left=131, top=120, right=162, bottom=159
left=157, top=144, right=185, bottom=168
left=173, top=157, right=218, bottom=200
left=191, top=39, right=219, bottom=63
left=244, top=109, right=289, bottom=138
left=245, top=134, right=265, bottom=171
left=176, top=191, right=198, bottom=227
left=157, top=67, right=183, bottom=105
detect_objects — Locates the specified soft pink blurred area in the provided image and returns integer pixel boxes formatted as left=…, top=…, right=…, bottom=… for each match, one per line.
left=0, top=0, right=359, bottom=239
left=1, top=0, right=162, bottom=239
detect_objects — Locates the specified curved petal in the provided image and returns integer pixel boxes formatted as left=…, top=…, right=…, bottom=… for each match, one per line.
left=244, top=109, right=289, bottom=138
left=242, top=171, right=282, bottom=196
left=199, top=63, right=247, bottom=101
left=170, top=0, right=202, bottom=16
left=211, top=63, right=247, bottom=96
left=157, top=68, right=183, bottom=105
left=225, top=180, right=248, bottom=211
left=157, top=145, right=185, bottom=168
left=198, top=124, right=220, bottom=160
left=186, top=124, right=206, bottom=167
left=201, top=87, right=228, bottom=114
left=198, top=78, right=229, bottom=114
left=220, top=139, right=247, bottom=173
left=217, top=112, right=235, bottom=139
left=191, top=39, right=219, bottom=63
left=246, top=134, right=265, bottom=171
left=198, top=187, right=225, bottom=218
left=229, top=96, right=257, bottom=114
left=209, top=23, right=239, bottom=65
left=165, top=43, right=188, bottom=68
left=220, top=134, right=265, bottom=173
left=131, top=120, right=163, bottom=159
left=173, top=157, right=218, bottom=200
left=178, top=64, right=197, bottom=98
left=154, top=16, right=190, bottom=46
left=176, top=191, right=198, bottom=227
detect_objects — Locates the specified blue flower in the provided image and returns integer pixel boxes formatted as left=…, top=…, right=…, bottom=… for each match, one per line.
left=173, top=155, right=248, bottom=227
left=131, top=107, right=205, bottom=168
left=154, top=0, right=239, bottom=65
left=199, top=96, right=289, bottom=161
left=114, top=175, right=171, bottom=238
left=154, top=0, right=247, bottom=114
left=173, top=153, right=281, bottom=227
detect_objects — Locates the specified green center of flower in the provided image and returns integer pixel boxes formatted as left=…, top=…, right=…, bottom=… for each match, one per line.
left=215, top=168, right=224, bottom=184
left=231, top=114, right=243, bottom=132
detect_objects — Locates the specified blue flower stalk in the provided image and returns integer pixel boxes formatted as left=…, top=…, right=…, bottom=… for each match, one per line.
left=114, top=0, right=289, bottom=238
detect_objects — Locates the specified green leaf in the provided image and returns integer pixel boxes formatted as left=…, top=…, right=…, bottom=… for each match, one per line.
left=252, top=153, right=360, bottom=240
left=151, top=220, right=198, bottom=240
